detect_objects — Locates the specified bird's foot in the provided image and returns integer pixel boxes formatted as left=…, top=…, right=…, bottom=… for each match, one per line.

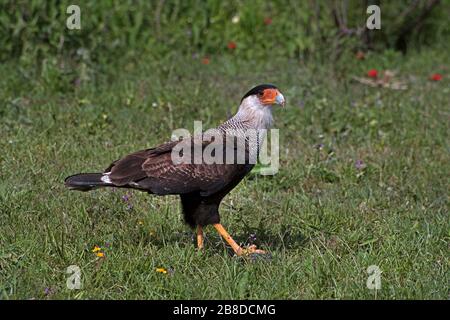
left=237, top=245, right=266, bottom=256
left=212, top=224, right=269, bottom=259
left=196, top=226, right=204, bottom=250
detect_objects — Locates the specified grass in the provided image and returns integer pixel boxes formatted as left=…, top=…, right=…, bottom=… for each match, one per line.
left=0, top=47, right=448, bottom=299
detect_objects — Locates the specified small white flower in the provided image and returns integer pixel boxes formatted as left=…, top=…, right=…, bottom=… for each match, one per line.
left=152, top=102, right=158, bottom=108
left=232, top=15, right=240, bottom=24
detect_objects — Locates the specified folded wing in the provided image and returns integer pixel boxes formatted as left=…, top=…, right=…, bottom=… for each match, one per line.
left=106, top=136, right=253, bottom=196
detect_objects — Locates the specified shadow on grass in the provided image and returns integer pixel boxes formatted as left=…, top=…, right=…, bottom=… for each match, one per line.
left=137, top=225, right=308, bottom=258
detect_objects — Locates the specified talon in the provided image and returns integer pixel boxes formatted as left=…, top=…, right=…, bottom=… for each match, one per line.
left=213, top=224, right=268, bottom=257
left=238, top=245, right=266, bottom=256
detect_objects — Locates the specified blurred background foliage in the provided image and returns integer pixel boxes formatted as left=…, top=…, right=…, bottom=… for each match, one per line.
left=1, top=0, right=448, bottom=65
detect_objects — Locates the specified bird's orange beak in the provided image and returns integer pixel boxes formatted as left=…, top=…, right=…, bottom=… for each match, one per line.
left=261, top=88, right=286, bottom=107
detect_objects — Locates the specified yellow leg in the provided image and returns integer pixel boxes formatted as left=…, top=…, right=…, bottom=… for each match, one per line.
left=196, top=226, right=204, bottom=250
left=213, top=224, right=266, bottom=256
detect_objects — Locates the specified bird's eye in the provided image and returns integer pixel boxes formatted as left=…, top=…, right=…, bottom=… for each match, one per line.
left=258, top=91, right=264, bottom=97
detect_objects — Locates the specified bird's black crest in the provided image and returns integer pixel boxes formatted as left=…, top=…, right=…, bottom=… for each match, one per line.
left=241, top=84, right=278, bottom=102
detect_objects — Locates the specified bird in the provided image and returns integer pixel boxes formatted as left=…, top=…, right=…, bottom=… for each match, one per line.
left=65, top=84, right=286, bottom=256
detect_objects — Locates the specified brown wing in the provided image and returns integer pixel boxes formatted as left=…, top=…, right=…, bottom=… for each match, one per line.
left=106, top=135, right=253, bottom=196
left=104, top=149, right=151, bottom=185
left=104, top=140, right=179, bottom=186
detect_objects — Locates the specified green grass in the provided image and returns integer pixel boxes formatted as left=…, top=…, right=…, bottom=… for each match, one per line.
left=0, top=47, right=448, bottom=299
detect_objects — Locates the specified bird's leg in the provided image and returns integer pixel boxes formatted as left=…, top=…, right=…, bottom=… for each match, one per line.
left=196, top=225, right=204, bottom=250
left=213, top=224, right=266, bottom=256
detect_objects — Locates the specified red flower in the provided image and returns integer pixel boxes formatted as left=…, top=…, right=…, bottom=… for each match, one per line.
left=429, top=73, right=442, bottom=81
left=227, top=41, right=237, bottom=50
left=367, top=69, right=378, bottom=78
left=264, top=17, right=272, bottom=25
left=201, top=57, right=210, bottom=65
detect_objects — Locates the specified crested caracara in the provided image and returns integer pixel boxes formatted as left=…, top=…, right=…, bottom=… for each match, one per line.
left=65, top=84, right=286, bottom=256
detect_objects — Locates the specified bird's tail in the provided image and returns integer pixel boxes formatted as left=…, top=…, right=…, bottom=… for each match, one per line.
left=65, top=173, right=112, bottom=191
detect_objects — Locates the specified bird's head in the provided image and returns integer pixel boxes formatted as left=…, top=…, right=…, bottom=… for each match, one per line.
left=234, top=84, right=285, bottom=130
left=240, top=84, right=286, bottom=108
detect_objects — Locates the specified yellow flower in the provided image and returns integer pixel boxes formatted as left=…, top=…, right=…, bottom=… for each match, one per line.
left=156, top=268, right=167, bottom=274
left=138, top=220, right=144, bottom=226
left=92, top=245, right=105, bottom=258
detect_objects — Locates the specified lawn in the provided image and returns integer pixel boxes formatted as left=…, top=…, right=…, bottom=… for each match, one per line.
left=0, top=47, right=448, bottom=299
